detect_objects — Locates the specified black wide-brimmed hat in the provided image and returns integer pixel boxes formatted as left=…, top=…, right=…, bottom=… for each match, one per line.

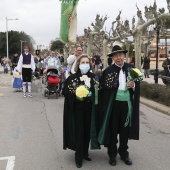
left=107, top=45, right=128, bottom=57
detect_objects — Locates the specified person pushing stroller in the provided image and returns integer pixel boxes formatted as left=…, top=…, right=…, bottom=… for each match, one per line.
left=44, top=51, right=61, bottom=73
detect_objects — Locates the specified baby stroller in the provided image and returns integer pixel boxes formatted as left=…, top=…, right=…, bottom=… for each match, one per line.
left=43, top=66, right=60, bottom=99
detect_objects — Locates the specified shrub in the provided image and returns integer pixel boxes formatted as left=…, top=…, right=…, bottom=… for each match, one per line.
left=149, top=69, right=164, bottom=76
left=140, top=81, right=170, bottom=106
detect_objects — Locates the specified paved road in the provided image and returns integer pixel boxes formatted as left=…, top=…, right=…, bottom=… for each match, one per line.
left=0, top=72, right=170, bottom=170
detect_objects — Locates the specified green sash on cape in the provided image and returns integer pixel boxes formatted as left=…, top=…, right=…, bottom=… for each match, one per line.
left=90, top=101, right=99, bottom=149
left=115, top=89, right=132, bottom=127
left=98, top=92, right=115, bottom=145
left=98, top=89, right=132, bottom=145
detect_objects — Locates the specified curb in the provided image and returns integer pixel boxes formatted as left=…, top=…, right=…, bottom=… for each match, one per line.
left=140, top=97, right=170, bottom=116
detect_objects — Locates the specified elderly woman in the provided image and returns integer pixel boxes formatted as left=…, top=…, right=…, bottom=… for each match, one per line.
left=63, top=54, right=99, bottom=168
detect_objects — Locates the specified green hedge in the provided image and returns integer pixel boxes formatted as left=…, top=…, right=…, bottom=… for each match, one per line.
left=140, top=81, right=170, bottom=107
left=149, top=69, right=164, bottom=76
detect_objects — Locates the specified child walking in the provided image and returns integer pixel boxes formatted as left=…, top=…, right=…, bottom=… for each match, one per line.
left=13, top=68, right=22, bottom=92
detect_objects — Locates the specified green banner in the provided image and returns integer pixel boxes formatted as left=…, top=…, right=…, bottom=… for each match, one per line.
left=60, top=0, right=79, bottom=44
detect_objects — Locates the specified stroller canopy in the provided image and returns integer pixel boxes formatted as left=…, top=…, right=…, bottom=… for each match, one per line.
left=46, top=66, right=58, bottom=74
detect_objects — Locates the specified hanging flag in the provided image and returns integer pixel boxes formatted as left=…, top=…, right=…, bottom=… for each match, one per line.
left=60, top=0, right=79, bottom=44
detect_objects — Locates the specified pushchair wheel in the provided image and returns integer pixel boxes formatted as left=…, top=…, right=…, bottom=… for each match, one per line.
left=56, top=90, right=59, bottom=99
left=44, top=89, right=47, bottom=97
left=47, top=91, right=50, bottom=99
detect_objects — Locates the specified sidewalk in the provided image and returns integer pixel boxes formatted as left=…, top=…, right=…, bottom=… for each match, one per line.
left=0, top=65, right=3, bottom=73
left=140, top=97, right=170, bottom=115
left=142, top=74, right=164, bottom=85
left=141, top=74, right=170, bottom=116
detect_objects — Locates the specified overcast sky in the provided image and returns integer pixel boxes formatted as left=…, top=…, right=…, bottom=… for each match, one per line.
left=0, top=0, right=168, bottom=48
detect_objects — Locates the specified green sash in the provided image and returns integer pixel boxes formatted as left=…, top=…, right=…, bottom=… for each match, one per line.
left=90, top=101, right=99, bottom=149
left=98, top=91, right=115, bottom=145
left=98, top=89, right=132, bottom=145
left=115, top=89, right=132, bottom=127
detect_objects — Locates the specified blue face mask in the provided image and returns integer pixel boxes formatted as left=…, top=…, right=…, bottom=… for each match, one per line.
left=79, top=64, right=90, bottom=73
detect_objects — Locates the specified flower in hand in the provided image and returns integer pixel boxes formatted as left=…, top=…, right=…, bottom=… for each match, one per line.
left=75, top=85, right=92, bottom=101
left=128, top=68, right=143, bottom=81
left=125, top=68, right=143, bottom=90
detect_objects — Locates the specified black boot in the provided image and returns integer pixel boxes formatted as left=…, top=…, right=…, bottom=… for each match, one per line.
left=109, top=157, right=117, bottom=166
left=84, top=156, right=92, bottom=161
left=121, top=156, right=132, bottom=165
left=76, top=162, right=82, bottom=168
left=75, top=157, right=82, bottom=168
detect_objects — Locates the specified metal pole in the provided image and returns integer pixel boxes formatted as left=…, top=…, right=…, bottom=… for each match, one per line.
left=6, top=17, right=19, bottom=59
left=21, top=40, right=22, bottom=54
left=165, top=35, right=167, bottom=58
left=154, top=28, right=160, bottom=84
left=20, top=40, right=26, bottom=55
left=126, top=42, right=130, bottom=63
left=6, top=17, right=9, bottom=60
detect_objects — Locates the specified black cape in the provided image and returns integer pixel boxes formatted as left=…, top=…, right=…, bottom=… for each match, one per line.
left=63, top=71, right=100, bottom=150
left=98, top=63, right=140, bottom=145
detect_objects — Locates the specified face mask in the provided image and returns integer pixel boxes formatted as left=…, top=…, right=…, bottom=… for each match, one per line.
left=168, top=57, right=170, bottom=60
left=79, top=64, right=90, bottom=73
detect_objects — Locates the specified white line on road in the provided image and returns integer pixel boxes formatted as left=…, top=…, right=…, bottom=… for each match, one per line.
left=0, top=156, right=15, bottom=170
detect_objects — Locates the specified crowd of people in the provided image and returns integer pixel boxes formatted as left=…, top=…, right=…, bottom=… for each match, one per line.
left=0, top=45, right=65, bottom=97
left=1, top=44, right=170, bottom=169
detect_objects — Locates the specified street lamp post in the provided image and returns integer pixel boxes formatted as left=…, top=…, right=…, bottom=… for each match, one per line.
left=6, top=17, right=19, bottom=59
left=20, top=40, right=26, bottom=54
left=154, top=26, right=161, bottom=84
left=165, top=34, right=167, bottom=58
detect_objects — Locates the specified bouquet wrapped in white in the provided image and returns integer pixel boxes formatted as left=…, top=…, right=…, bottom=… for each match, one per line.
left=127, top=68, right=143, bottom=82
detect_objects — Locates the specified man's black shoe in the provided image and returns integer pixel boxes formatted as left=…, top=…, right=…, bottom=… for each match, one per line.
left=109, top=158, right=117, bottom=166
left=84, top=157, right=92, bottom=161
left=121, top=157, right=132, bottom=165
left=76, top=163, right=82, bottom=168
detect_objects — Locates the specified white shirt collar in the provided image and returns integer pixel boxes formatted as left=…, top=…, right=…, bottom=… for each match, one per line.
left=115, top=62, right=124, bottom=69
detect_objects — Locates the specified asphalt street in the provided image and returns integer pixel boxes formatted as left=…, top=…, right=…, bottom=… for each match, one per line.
left=0, top=72, right=170, bottom=170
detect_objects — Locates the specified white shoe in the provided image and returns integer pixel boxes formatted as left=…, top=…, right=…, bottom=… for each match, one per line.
left=23, top=93, right=26, bottom=98
left=28, top=93, right=33, bottom=98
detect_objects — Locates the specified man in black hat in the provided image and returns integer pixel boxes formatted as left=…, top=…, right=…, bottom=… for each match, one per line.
left=98, top=45, right=140, bottom=166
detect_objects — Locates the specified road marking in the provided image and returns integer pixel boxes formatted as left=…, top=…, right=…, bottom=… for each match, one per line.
left=0, top=156, right=15, bottom=170
left=0, top=93, right=4, bottom=97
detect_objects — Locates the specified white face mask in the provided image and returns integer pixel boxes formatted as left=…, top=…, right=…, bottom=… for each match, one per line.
left=168, top=57, right=170, bottom=60
left=79, top=64, right=90, bottom=73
